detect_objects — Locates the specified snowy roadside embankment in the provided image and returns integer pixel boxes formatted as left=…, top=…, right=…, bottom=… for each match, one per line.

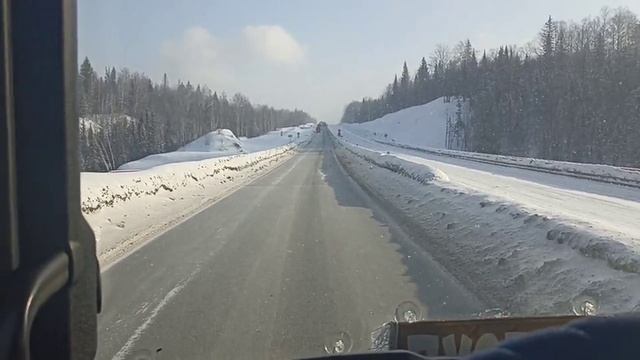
left=82, top=145, right=294, bottom=214
left=83, top=127, right=312, bottom=265
left=373, top=139, right=640, bottom=188
left=338, top=143, right=449, bottom=184
left=332, top=134, right=640, bottom=315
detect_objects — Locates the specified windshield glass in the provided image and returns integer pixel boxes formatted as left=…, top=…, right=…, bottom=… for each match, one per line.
left=79, top=1, right=640, bottom=358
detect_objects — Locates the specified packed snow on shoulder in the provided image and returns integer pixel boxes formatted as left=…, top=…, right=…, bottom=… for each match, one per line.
left=341, top=97, right=463, bottom=150
left=118, top=125, right=313, bottom=171
left=331, top=131, right=640, bottom=316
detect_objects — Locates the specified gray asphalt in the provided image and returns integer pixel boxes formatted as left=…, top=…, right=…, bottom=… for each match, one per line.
left=97, top=131, right=483, bottom=360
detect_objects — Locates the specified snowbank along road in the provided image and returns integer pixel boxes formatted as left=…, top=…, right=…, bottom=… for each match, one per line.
left=83, top=126, right=314, bottom=265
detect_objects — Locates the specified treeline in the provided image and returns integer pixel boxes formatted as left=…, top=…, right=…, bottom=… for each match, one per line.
left=342, top=7, right=640, bottom=167
left=78, top=58, right=315, bottom=171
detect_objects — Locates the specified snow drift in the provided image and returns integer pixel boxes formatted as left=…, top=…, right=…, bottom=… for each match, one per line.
left=180, top=129, right=243, bottom=152
left=340, top=143, right=449, bottom=184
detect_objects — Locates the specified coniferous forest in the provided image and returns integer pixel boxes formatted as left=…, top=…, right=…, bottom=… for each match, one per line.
left=341, top=8, right=640, bottom=167
left=77, top=59, right=315, bottom=171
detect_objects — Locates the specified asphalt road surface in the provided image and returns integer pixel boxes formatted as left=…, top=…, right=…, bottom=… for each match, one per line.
left=97, top=132, right=482, bottom=360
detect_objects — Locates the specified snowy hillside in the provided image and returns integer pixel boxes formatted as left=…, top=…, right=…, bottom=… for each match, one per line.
left=341, top=97, right=462, bottom=150
left=118, top=125, right=313, bottom=171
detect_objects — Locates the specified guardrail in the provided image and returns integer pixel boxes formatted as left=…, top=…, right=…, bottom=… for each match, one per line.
left=371, top=140, right=640, bottom=189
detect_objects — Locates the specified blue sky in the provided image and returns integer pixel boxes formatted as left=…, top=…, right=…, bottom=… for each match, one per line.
left=79, top=0, right=640, bottom=122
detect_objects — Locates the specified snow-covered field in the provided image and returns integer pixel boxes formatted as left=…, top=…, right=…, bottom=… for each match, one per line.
left=330, top=101, right=640, bottom=315
left=82, top=126, right=313, bottom=264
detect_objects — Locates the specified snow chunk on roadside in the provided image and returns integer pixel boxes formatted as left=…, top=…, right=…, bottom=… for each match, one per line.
left=342, top=143, right=449, bottom=184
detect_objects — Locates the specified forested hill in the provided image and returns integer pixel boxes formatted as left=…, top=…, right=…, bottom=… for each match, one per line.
left=77, top=58, right=316, bottom=172
left=341, top=7, right=640, bottom=167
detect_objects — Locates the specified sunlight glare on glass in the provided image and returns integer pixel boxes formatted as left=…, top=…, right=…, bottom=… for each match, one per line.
left=394, top=301, right=422, bottom=323
left=323, top=331, right=353, bottom=354
left=571, top=295, right=599, bottom=316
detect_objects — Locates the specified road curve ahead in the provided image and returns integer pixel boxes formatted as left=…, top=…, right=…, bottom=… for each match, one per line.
left=97, top=132, right=482, bottom=360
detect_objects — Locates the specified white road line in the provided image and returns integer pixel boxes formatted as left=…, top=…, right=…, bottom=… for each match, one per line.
left=112, top=267, right=200, bottom=360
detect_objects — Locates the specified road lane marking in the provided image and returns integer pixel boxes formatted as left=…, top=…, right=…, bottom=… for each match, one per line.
left=112, top=267, right=200, bottom=360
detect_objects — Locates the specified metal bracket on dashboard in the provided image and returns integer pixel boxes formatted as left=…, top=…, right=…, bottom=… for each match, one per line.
left=13, top=252, right=70, bottom=360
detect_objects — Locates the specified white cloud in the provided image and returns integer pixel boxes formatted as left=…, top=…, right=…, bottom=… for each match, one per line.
left=157, top=25, right=359, bottom=122
left=160, top=26, right=234, bottom=88
left=243, top=25, right=305, bottom=65
left=159, top=25, right=305, bottom=88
